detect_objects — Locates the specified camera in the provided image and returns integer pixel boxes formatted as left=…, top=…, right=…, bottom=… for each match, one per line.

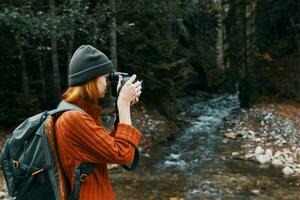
left=108, top=72, right=143, bottom=97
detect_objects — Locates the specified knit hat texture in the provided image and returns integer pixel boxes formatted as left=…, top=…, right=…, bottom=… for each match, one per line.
left=68, top=45, right=113, bottom=86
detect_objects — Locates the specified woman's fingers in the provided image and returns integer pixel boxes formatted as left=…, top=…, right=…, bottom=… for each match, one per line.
left=133, top=80, right=142, bottom=87
left=118, top=74, right=142, bottom=106
left=130, top=96, right=139, bottom=106
left=128, top=87, right=141, bottom=98
left=125, top=88, right=141, bottom=104
left=126, top=81, right=141, bottom=95
left=136, top=90, right=141, bottom=97
left=125, top=74, right=137, bottom=85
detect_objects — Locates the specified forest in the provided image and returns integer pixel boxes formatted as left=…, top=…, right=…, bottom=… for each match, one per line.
left=0, top=0, right=298, bottom=125
left=0, top=0, right=300, bottom=199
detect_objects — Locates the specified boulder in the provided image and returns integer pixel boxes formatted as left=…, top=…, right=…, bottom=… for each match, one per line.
left=254, top=146, right=264, bottom=155
left=282, top=166, right=294, bottom=175
left=224, top=132, right=236, bottom=139
left=255, top=154, right=271, bottom=165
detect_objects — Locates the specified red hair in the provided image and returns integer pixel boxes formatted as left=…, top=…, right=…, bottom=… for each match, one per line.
left=63, top=78, right=99, bottom=104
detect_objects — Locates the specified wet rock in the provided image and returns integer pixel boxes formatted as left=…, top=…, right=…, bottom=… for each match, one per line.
left=254, top=146, right=264, bottom=155
left=271, top=159, right=284, bottom=168
left=293, top=148, right=300, bottom=162
left=143, top=153, right=150, bottom=158
left=232, top=152, right=239, bottom=156
left=273, top=150, right=282, bottom=158
left=236, top=130, right=247, bottom=137
left=255, top=154, right=271, bottom=165
left=224, top=132, right=236, bottom=139
left=282, top=151, right=293, bottom=164
left=293, top=168, right=300, bottom=173
left=282, top=166, right=294, bottom=175
left=284, top=156, right=294, bottom=164
left=251, top=189, right=260, bottom=194
left=245, top=153, right=254, bottom=159
left=282, top=139, right=287, bottom=144
left=170, top=153, right=180, bottom=159
left=222, top=139, right=229, bottom=144
left=274, top=140, right=283, bottom=147
left=169, top=197, right=185, bottom=200
left=265, top=149, right=273, bottom=158
left=255, top=138, right=262, bottom=142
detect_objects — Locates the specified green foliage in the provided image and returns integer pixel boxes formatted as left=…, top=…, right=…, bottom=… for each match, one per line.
left=224, top=0, right=300, bottom=107
left=0, top=1, right=110, bottom=125
left=3, top=0, right=298, bottom=124
left=116, top=0, right=219, bottom=105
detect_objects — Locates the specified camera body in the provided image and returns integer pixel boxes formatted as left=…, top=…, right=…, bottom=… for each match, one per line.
left=108, top=72, right=142, bottom=97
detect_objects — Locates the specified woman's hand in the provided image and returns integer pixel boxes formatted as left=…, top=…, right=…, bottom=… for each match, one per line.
left=130, top=96, right=140, bottom=106
left=117, top=74, right=142, bottom=108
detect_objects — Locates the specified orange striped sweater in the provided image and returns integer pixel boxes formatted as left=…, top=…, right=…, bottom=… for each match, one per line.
left=55, top=100, right=142, bottom=200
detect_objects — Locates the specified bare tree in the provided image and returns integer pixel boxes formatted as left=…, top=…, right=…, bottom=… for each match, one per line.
left=110, top=0, right=117, bottom=71
left=16, top=32, right=29, bottom=96
left=49, top=0, right=61, bottom=103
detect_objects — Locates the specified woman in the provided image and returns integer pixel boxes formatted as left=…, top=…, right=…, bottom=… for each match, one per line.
left=55, top=45, right=142, bottom=200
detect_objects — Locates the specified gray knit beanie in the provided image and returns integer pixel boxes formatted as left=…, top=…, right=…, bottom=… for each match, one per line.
left=68, top=45, right=113, bottom=86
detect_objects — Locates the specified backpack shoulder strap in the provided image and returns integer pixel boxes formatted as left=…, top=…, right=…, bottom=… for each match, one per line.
left=70, top=163, right=94, bottom=200
left=49, top=101, right=84, bottom=116
left=49, top=101, right=94, bottom=200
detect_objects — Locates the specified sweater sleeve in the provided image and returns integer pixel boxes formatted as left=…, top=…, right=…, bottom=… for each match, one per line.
left=57, top=110, right=142, bottom=165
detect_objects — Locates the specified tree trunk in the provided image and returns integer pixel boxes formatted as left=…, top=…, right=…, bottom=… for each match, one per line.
left=67, top=36, right=74, bottom=74
left=15, top=33, right=29, bottom=96
left=176, top=18, right=190, bottom=43
left=239, top=0, right=250, bottom=108
left=221, top=0, right=226, bottom=69
left=166, top=0, right=176, bottom=42
left=289, top=17, right=300, bottom=54
left=20, top=47, right=30, bottom=96
left=50, top=36, right=61, bottom=101
left=67, top=0, right=77, bottom=81
left=225, top=0, right=239, bottom=88
left=38, top=40, right=46, bottom=105
left=217, top=0, right=225, bottom=70
left=110, top=0, right=117, bottom=71
left=50, top=0, right=61, bottom=104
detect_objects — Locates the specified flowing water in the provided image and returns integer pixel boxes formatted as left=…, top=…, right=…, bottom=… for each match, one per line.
left=110, top=94, right=300, bottom=200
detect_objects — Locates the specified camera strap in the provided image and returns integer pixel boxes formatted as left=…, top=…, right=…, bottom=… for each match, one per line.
left=114, top=87, right=140, bottom=171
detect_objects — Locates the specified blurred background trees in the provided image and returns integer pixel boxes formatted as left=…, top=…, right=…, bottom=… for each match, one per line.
left=0, top=0, right=299, bottom=125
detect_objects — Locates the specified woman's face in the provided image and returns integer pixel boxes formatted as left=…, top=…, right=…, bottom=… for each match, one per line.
left=96, top=74, right=109, bottom=98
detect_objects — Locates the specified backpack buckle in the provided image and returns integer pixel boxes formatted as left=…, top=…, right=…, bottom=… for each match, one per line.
left=13, top=160, right=19, bottom=168
left=80, top=174, right=87, bottom=182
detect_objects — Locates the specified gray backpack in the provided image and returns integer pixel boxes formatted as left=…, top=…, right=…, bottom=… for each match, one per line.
left=0, top=101, right=93, bottom=200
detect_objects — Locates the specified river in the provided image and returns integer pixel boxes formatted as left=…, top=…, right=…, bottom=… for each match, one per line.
left=110, top=93, right=300, bottom=200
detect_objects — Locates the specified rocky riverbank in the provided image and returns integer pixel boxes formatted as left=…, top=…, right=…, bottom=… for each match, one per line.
left=221, top=102, right=300, bottom=176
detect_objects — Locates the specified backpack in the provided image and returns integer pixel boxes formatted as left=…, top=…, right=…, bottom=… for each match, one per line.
left=0, top=100, right=140, bottom=200
left=0, top=101, right=94, bottom=200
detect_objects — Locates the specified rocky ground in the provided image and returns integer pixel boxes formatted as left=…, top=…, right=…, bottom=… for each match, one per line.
left=221, top=101, right=300, bottom=177
left=1, top=100, right=300, bottom=199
